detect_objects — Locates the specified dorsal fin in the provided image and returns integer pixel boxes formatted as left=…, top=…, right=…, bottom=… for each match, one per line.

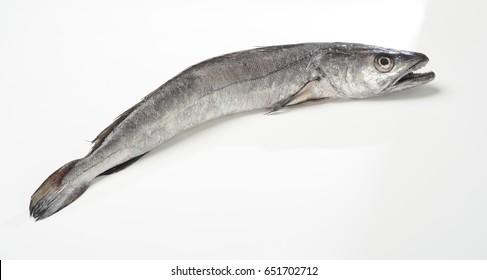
left=88, top=102, right=140, bottom=155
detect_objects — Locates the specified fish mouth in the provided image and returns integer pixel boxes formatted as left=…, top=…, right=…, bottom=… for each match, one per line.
left=388, top=57, right=435, bottom=92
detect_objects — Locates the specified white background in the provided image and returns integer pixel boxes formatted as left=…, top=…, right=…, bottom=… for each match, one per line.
left=1, top=0, right=486, bottom=259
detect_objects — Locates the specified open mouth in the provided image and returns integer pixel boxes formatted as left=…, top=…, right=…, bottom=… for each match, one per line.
left=389, top=58, right=435, bottom=91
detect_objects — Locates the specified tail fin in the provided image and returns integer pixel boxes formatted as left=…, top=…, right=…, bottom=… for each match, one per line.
left=29, top=159, right=90, bottom=221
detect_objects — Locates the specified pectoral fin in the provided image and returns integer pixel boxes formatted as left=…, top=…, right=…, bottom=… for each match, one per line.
left=266, top=79, right=324, bottom=114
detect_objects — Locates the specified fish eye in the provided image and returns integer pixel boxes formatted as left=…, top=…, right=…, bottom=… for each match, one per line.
left=375, top=55, right=394, bottom=72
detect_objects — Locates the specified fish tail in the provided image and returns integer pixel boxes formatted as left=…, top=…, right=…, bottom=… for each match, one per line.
left=29, top=159, right=90, bottom=221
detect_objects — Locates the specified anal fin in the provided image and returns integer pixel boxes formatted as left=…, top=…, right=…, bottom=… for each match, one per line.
left=97, top=153, right=148, bottom=176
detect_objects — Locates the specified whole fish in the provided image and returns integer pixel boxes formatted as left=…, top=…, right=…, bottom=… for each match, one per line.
left=30, top=43, right=435, bottom=220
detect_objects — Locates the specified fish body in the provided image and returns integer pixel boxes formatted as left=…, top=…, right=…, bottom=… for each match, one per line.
left=30, top=43, right=435, bottom=220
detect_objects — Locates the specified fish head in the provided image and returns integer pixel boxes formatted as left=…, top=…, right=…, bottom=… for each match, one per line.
left=318, top=43, right=435, bottom=98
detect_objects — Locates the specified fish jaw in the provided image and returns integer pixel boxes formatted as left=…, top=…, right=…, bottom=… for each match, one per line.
left=387, top=55, right=435, bottom=93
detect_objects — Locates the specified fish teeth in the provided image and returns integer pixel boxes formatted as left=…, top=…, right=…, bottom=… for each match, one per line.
left=413, top=64, right=432, bottom=75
